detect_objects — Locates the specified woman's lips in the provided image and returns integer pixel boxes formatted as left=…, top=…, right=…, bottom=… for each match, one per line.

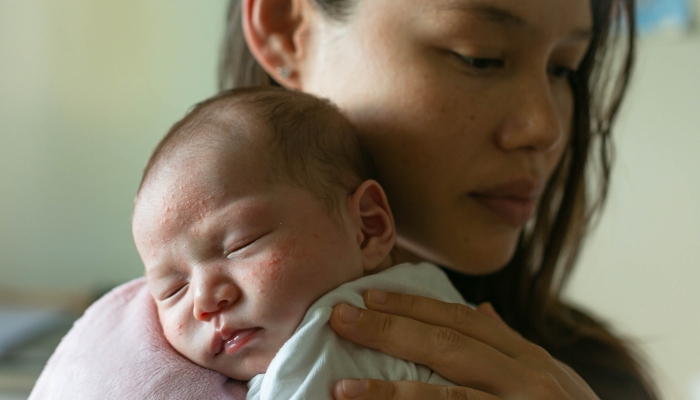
left=470, top=179, right=543, bottom=226
left=471, top=194, right=537, bottom=226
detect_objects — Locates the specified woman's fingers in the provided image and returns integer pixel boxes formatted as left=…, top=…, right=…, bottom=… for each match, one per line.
left=475, top=302, right=511, bottom=331
left=329, top=303, right=525, bottom=395
left=331, top=292, right=599, bottom=399
left=362, top=290, right=526, bottom=357
left=332, top=379, right=503, bottom=400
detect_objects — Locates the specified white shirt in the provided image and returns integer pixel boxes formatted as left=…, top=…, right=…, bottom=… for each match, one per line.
left=246, top=262, right=470, bottom=400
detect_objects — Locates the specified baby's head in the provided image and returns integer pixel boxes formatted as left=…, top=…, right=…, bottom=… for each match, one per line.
left=132, top=87, right=395, bottom=380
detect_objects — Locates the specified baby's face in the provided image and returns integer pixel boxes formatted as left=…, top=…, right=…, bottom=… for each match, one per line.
left=132, top=151, right=364, bottom=380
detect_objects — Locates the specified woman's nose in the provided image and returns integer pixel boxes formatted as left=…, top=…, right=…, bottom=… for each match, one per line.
left=495, top=74, right=566, bottom=153
left=192, top=271, right=241, bottom=321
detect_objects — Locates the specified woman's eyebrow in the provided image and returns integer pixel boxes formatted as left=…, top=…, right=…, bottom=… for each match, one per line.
left=433, top=1, right=593, bottom=42
left=434, top=1, right=526, bottom=27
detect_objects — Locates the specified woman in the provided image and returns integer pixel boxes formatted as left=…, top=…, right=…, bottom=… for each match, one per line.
left=219, top=0, right=659, bottom=399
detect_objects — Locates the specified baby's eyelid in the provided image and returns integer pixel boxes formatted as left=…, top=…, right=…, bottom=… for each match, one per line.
left=225, top=231, right=271, bottom=259
left=226, top=240, right=253, bottom=259
left=162, top=282, right=188, bottom=300
left=455, top=53, right=504, bottom=69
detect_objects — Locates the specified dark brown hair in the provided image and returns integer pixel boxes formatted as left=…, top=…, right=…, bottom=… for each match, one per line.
left=219, top=1, right=659, bottom=398
left=138, top=87, right=374, bottom=214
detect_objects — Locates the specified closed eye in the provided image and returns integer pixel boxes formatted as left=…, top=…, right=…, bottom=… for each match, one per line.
left=550, top=65, right=577, bottom=80
left=454, top=53, right=504, bottom=71
left=163, top=283, right=188, bottom=300
left=226, top=231, right=271, bottom=259
left=226, top=241, right=254, bottom=259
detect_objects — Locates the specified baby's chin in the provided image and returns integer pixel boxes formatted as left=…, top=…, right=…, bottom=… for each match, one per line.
left=165, top=336, right=271, bottom=381
left=211, top=358, right=271, bottom=381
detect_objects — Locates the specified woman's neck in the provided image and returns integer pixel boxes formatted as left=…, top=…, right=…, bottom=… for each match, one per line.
left=391, top=246, right=427, bottom=266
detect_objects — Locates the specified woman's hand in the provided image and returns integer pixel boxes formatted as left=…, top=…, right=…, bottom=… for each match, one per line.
left=329, top=290, right=599, bottom=400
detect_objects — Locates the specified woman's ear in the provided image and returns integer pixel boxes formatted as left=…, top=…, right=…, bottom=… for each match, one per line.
left=346, top=180, right=396, bottom=273
left=242, top=0, right=312, bottom=88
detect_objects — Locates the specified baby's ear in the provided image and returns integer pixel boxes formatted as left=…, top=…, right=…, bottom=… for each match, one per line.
left=346, top=180, right=396, bottom=273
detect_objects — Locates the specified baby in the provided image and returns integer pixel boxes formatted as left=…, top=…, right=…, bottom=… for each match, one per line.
left=131, top=87, right=467, bottom=399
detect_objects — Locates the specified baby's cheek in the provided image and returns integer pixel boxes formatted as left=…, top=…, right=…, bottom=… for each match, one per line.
left=159, top=311, right=178, bottom=338
left=258, top=236, right=304, bottom=282
left=254, top=240, right=320, bottom=313
left=173, top=323, right=184, bottom=338
left=158, top=307, right=196, bottom=352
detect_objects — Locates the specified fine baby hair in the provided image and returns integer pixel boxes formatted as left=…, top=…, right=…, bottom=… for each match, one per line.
left=130, top=84, right=460, bottom=394
left=137, top=86, right=376, bottom=214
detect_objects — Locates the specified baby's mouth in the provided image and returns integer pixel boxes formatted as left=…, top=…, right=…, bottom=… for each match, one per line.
left=211, top=328, right=262, bottom=355
left=223, top=328, right=262, bottom=355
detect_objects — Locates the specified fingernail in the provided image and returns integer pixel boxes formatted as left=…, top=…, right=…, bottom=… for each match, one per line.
left=342, top=379, right=367, bottom=398
left=340, top=304, right=361, bottom=323
left=368, top=289, right=387, bottom=304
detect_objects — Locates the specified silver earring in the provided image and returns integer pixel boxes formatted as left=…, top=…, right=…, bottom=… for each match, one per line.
left=275, top=66, right=291, bottom=79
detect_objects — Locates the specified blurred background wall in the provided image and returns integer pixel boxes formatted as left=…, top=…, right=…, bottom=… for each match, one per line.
left=0, top=0, right=228, bottom=290
left=0, top=0, right=697, bottom=398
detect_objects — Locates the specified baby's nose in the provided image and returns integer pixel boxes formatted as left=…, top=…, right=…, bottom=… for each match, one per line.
left=197, top=300, right=231, bottom=320
left=192, top=277, right=240, bottom=320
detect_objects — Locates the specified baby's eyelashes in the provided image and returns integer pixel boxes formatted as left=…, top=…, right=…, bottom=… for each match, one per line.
left=159, top=283, right=188, bottom=301
left=225, top=231, right=271, bottom=259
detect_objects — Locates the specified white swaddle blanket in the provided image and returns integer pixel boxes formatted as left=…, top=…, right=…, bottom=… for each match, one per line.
left=247, top=262, right=469, bottom=400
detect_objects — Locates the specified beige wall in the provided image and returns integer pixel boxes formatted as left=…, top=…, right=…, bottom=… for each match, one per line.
left=0, top=0, right=228, bottom=289
left=567, top=30, right=700, bottom=399
left=0, top=1, right=697, bottom=398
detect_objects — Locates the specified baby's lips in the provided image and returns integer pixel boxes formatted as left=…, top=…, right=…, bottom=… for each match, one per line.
left=223, top=328, right=262, bottom=355
left=211, top=325, right=256, bottom=355
left=210, top=333, right=225, bottom=355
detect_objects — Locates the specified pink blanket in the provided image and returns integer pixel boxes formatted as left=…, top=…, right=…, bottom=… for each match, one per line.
left=29, top=278, right=247, bottom=400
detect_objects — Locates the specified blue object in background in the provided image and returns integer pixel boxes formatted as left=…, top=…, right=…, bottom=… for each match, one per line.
left=0, top=307, right=73, bottom=358
left=637, top=0, right=693, bottom=34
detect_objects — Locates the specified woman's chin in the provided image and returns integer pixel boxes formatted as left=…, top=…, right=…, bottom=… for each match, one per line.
left=444, top=252, right=514, bottom=276
left=395, top=236, right=518, bottom=276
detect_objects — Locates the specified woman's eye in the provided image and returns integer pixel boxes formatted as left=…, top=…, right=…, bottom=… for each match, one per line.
left=550, top=65, right=576, bottom=79
left=454, top=54, right=504, bottom=71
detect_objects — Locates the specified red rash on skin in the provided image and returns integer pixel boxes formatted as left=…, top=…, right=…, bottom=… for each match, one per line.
left=133, top=145, right=368, bottom=380
left=263, top=263, right=279, bottom=281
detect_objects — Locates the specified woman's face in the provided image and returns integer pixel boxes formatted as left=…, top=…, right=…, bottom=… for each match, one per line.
left=298, top=0, right=592, bottom=273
